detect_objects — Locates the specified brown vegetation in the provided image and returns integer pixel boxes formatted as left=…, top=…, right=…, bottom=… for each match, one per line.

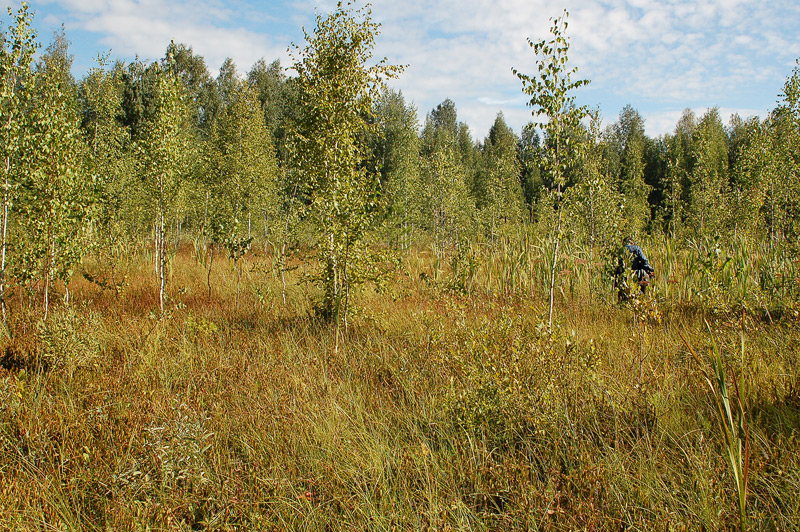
left=0, top=243, right=798, bottom=530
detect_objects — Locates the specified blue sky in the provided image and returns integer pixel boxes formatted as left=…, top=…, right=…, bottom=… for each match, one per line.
left=4, top=0, right=800, bottom=138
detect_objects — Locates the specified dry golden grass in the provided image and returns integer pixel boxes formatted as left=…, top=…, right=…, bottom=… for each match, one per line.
left=0, top=243, right=798, bottom=530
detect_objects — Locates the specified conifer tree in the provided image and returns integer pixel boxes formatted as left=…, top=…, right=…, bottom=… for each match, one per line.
left=166, top=42, right=219, bottom=132
left=247, top=58, right=294, bottom=163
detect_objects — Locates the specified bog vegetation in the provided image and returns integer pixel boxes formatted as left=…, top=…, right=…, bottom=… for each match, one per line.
left=1, top=2, right=799, bottom=530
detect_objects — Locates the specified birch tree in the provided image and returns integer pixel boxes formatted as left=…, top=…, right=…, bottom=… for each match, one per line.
left=205, top=79, right=279, bottom=305
left=0, top=2, right=37, bottom=321
left=16, top=31, right=92, bottom=318
left=688, top=108, right=729, bottom=237
left=612, top=105, right=651, bottom=232
left=513, top=9, right=589, bottom=329
left=477, top=112, right=524, bottom=240
left=79, top=56, right=130, bottom=294
left=369, top=88, right=420, bottom=249
left=663, top=109, right=696, bottom=237
left=136, top=63, right=192, bottom=313
left=288, top=1, right=402, bottom=326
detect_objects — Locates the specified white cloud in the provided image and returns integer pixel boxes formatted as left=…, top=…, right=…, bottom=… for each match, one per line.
left=31, top=0, right=291, bottom=75
left=372, top=0, right=800, bottom=136
left=14, top=0, right=799, bottom=138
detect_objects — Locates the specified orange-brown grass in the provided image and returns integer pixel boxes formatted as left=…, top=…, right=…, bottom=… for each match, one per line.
left=0, top=243, right=798, bottom=530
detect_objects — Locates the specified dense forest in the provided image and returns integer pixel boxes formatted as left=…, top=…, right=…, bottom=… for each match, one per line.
left=1, top=2, right=797, bottom=321
left=1, top=2, right=799, bottom=530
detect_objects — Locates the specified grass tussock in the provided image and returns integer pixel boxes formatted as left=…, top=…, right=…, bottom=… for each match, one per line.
left=0, top=243, right=799, bottom=531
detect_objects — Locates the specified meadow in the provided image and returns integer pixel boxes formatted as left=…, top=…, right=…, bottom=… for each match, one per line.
left=0, top=234, right=798, bottom=531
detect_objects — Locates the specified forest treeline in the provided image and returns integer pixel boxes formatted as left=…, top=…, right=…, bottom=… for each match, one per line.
left=1, top=3, right=799, bottom=319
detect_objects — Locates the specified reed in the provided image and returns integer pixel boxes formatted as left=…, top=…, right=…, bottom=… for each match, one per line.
left=682, top=325, right=750, bottom=532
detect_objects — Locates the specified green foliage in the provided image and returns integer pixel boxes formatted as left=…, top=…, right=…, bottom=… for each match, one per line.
left=0, top=2, right=38, bottom=320
left=418, top=99, right=478, bottom=257
left=476, top=113, right=524, bottom=239
left=513, top=10, right=589, bottom=188
left=247, top=58, right=293, bottom=161
left=765, top=63, right=800, bottom=241
left=204, top=78, right=279, bottom=252
left=688, top=108, right=730, bottom=235
left=368, top=88, right=421, bottom=249
left=611, top=105, right=651, bottom=232
left=120, top=60, right=163, bottom=141
left=513, top=9, right=589, bottom=329
left=727, top=87, right=800, bottom=245
left=4, top=15, right=800, bottom=532
left=14, top=31, right=93, bottom=316
left=518, top=123, right=542, bottom=215
left=726, top=115, right=764, bottom=237
left=135, top=63, right=194, bottom=312
left=663, top=109, right=696, bottom=236
left=288, top=1, right=402, bottom=324
left=421, top=139, right=477, bottom=259
left=79, top=55, right=132, bottom=280
left=166, top=41, right=220, bottom=132
left=564, top=111, right=626, bottom=259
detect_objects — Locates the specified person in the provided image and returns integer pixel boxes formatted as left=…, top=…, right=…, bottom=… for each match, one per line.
left=614, top=238, right=656, bottom=301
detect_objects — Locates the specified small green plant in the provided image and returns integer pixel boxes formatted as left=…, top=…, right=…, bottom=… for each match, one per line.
left=447, top=241, right=478, bottom=294
left=682, top=326, right=750, bottom=532
left=35, top=306, right=102, bottom=373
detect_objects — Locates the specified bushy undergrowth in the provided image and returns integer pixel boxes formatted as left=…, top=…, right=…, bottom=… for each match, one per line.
left=0, top=245, right=798, bottom=530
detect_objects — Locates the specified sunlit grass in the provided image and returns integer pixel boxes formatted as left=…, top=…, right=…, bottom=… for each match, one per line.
left=0, top=239, right=798, bottom=530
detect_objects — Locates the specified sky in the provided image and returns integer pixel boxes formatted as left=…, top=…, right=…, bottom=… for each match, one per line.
left=3, top=0, right=799, bottom=138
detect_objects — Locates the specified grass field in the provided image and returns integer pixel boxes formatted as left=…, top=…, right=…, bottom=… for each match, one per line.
left=1, top=239, right=798, bottom=531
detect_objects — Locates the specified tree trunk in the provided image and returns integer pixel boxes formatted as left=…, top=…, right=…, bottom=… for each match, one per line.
left=159, top=210, right=166, bottom=313
left=548, top=184, right=563, bottom=331
left=1, top=159, right=9, bottom=323
left=158, top=171, right=166, bottom=314
left=154, top=220, right=160, bottom=277
left=207, top=244, right=214, bottom=300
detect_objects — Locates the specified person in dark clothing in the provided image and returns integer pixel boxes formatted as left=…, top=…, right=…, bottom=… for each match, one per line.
left=614, top=238, right=656, bottom=301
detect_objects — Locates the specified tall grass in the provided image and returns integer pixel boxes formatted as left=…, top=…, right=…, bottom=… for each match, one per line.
left=0, top=239, right=797, bottom=530
left=682, top=326, right=750, bottom=531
